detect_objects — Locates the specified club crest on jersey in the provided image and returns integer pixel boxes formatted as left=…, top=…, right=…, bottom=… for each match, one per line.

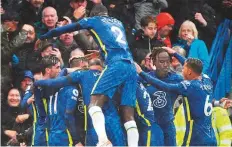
left=153, top=91, right=167, bottom=108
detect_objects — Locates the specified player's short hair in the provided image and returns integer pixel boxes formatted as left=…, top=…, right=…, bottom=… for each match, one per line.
left=140, top=15, right=156, bottom=28
left=69, top=57, right=88, bottom=68
left=88, top=58, right=103, bottom=67
left=41, top=56, right=60, bottom=74
left=185, top=58, right=203, bottom=75
left=151, top=47, right=171, bottom=62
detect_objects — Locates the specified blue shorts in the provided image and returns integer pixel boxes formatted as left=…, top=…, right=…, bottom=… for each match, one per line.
left=32, top=123, right=48, bottom=146
left=91, top=60, right=137, bottom=107
left=159, top=121, right=177, bottom=146
left=48, top=130, right=72, bottom=146
left=138, top=122, right=164, bottom=146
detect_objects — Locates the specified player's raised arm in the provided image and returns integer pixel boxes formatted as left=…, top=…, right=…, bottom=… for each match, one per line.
left=40, top=22, right=82, bottom=40
left=162, top=47, right=186, bottom=65
left=135, top=62, right=186, bottom=95
left=34, top=71, right=83, bottom=88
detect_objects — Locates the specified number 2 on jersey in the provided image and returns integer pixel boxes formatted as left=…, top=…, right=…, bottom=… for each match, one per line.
left=204, top=95, right=213, bottom=116
left=111, top=26, right=126, bottom=45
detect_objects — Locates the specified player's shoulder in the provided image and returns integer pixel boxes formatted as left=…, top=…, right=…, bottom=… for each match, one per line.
left=169, top=72, right=183, bottom=81
left=180, top=80, right=194, bottom=90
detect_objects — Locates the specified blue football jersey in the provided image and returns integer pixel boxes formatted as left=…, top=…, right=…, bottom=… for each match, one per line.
left=143, top=71, right=183, bottom=124
left=180, top=74, right=214, bottom=121
left=78, top=16, right=133, bottom=64
left=135, top=82, right=155, bottom=126
left=139, top=72, right=216, bottom=145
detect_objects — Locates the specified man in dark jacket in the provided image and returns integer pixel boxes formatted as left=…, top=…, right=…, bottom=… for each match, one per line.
left=1, top=11, right=29, bottom=102
left=19, top=0, right=46, bottom=24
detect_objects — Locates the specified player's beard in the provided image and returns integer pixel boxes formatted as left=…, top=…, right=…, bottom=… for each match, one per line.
left=156, top=69, right=169, bottom=79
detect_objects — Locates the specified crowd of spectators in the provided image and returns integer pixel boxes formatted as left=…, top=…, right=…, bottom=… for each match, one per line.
left=1, top=0, right=232, bottom=146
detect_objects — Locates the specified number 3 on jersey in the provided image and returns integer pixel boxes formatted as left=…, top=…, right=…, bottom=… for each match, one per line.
left=111, top=26, right=126, bottom=45
left=204, top=95, right=213, bottom=116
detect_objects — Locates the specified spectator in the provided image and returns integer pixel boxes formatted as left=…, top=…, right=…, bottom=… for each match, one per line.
left=1, top=0, right=23, bottom=12
left=170, top=46, right=186, bottom=74
left=26, top=40, right=64, bottom=71
left=1, top=88, right=33, bottom=146
left=13, top=24, right=36, bottom=72
left=134, top=0, right=168, bottom=30
left=130, top=15, right=164, bottom=65
left=156, top=12, right=175, bottom=47
left=19, top=0, right=45, bottom=24
left=34, top=6, right=58, bottom=38
left=15, top=70, right=34, bottom=98
left=165, top=0, right=217, bottom=49
left=175, top=20, right=209, bottom=74
left=55, top=32, right=80, bottom=67
left=65, top=0, right=88, bottom=22
left=208, top=0, right=232, bottom=21
left=1, top=10, right=29, bottom=101
left=103, top=0, right=135, bottom=31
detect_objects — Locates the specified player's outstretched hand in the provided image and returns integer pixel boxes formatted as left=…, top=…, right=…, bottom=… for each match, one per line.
left=134, top=62, right=143, bottom=74
left=85, top=50, right=100, bottom=60
left=220, top=98, right=232, bottom=109
left=162, top=47, right=176, bottom=54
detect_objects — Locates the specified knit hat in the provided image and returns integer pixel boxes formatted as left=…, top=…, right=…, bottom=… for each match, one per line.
left=156, top=13, right=175, bottom=30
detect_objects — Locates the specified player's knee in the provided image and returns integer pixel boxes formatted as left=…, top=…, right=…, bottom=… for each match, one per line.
left=88, top=106, right=103, bottom=117
left=124, top=120, right=138, bottom=131
left=120, top=106, right=135, bottom=122
left=89, top=94, right=107, bottom=109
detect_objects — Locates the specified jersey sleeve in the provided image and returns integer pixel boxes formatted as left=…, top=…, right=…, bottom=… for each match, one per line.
left=58, top=68, right=68, bottom=77
left=21, top=90, right=33, bottom=109
left=173, top=52, right=186, bottom=66
left=139, top=71, right=189, bottom=95
left=40, top=22, right=82, bottom=40
left=78, top=17, right=96, bottom=29
left=64, top=87, right=81, bottom=144
left=34, top=71, right=83, bottom=88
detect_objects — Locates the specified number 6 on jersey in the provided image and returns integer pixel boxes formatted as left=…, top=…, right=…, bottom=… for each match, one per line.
left=204, top=95, right=213, bottom=116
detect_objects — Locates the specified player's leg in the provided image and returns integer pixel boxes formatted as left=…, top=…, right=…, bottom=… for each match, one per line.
left=89, top=61, right=136, bottom=146
left=120, top=106, right=139, bottom=147
left=160, top=121, right=177, bottom=146
left=88, top=95, right=109, bottom=145
left=120, top=62, right=139, bottom=147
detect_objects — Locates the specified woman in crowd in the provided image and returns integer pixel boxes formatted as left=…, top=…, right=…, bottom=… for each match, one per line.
left=175, top=20, right=209, bottom=74
left=1, top=88, right=32, bottom=146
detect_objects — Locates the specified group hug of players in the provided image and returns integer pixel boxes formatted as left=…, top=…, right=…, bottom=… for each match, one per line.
left=24, top=11, right=232, bottom=147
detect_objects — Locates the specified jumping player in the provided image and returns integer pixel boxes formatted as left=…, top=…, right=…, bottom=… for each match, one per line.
left=39, top=5, right=138, bottom=147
